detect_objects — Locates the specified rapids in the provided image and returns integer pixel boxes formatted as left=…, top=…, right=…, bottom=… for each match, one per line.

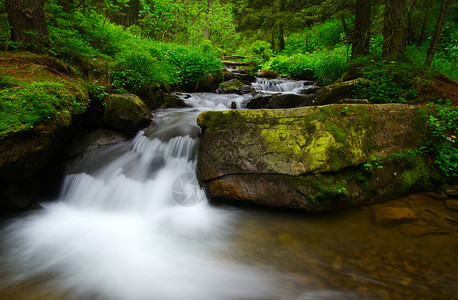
left=0, top=79, right=457, bottom=300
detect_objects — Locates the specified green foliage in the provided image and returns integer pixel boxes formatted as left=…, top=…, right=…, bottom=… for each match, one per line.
left=265, top=47, right=348, bottom=85
left=0, top=82, right=87, bottom=135
left=423, top=101, right=458, bottom=178
left=247, top=40, right=273, bottom=70
left=353, top=58, right=421, bottom=103
left=283, top=19, right=345, bottom=55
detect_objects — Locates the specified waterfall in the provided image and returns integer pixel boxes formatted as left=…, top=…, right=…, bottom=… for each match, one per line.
left=252, top=78, right=311, bottom=94
left=0, top=93, right=276, bottom=300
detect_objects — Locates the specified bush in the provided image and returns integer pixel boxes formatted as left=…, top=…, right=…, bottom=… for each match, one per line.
left=423, top=101, right=458, bottom=179
left=266, top=47, right=348, bottom=84
left=247, top=40, right=273, bottom=70
left=353, top=58, right=421, bottom=103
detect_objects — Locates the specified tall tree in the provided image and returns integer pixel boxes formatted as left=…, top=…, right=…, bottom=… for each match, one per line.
left=382, top=0, right=406, bottom=59
left=351, top=0, right=371, bottom=58
left=416, top=0, right=430, bottom=48
left=425, top=0, right=452, bottom=66
left=5, top=0, right=49, bottom=49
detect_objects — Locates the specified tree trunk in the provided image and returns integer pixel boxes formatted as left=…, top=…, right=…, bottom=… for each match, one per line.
left=277, top=0, right=285, bottom=52
left=382, top=0, right=406, bottom=59
left=278, top=23, right=285, bottom=52
left=351, top=0, right=371, bottom=58
left=416, top=0, right=430, bottom=48
left=57, top=0, right=73, bottom=13
left=425, top=0, right=452, bottom=67
left=5, top=0, right=49, bottom=50
left=205, top=0, right=212, bottom=40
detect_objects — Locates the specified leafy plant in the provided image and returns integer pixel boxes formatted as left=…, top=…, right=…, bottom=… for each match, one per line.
left=423, top=101, right=458, bottom=178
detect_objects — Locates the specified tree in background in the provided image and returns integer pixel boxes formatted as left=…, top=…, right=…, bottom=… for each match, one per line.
left=5, top=0, right=49, bottom=50
left=425, top=0, right=453, bottom=66
left=382, top=0, right=406, bottom=59
left=351, top=0, right=371, bottom=58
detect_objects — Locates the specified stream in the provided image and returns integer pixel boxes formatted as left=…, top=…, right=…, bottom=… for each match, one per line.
left=0, top=79, right=457, bottom=300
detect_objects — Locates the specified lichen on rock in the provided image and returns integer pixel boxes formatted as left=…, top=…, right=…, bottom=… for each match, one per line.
left=197, top=104, right=433, bottom=211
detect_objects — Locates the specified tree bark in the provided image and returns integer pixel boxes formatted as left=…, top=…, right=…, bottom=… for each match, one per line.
left=5, top=0, right=49, bottom=49
left=57, top=0, right=74, bottom=13
left=277, top=0, right=285, bottom=52
left=351, top=0, right=371, bottom=58
left=205, top=0, right=212, bottom=40
left=425, top=0, right=452, bottom=67
left=382, top=0, right=406, bottom=59
left=416, top=0, right=430, bottom=48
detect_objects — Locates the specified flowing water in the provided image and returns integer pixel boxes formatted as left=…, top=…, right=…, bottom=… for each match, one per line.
left=0, top=80, right=457, bottom=300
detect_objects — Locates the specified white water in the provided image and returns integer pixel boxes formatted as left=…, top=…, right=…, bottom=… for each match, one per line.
left=0, top=93, right=277, bottom=300
left=252, top=78, right=310, bottom=94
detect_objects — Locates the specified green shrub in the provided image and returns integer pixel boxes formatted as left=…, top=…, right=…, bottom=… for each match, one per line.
left=314, top=47, right=348, bottom=85
left=423, top=101, right=458, bottom=179
left=247, top=40, right=273, bottom=70
left=353, top=58, right=421, bottom=103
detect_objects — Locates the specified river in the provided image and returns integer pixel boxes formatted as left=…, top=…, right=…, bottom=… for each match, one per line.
left=0, top=79, right=457, bottom=300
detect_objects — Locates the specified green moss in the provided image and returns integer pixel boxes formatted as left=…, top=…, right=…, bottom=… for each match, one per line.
left=308, top=177, right=349, bottom=207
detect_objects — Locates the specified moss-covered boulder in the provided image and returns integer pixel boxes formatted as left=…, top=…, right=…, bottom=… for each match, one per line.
left=216, top=79, right=254, bottom=95
left=103, top=94, right=151, bottom=135
left=197, top=104, right=433, bottom=211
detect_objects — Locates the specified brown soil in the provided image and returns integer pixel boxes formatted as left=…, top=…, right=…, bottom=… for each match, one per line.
left=416, top=75, right=458, bottom=105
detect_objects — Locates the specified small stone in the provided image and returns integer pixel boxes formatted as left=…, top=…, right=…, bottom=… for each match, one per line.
left=373, top=207, right=418, bottom=227
left=444, top=186, right=458, bottom=197
left=445, top=199, right=458, bottom=211
left=423, top=191, right=449, bottom=200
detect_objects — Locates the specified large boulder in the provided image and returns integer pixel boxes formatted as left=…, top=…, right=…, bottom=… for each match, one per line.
left=266, top=94, right=313, bottom=109
left=103, top=94, right=151, bottom=135
left=244, top=93, right=275, bottom=109
left=197, top=104, right=433, bottom=211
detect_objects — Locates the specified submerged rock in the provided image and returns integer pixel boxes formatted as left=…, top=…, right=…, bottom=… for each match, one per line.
left=103, top=94, right=151, bottom=135
left=197, top=104, right=433, bottom=211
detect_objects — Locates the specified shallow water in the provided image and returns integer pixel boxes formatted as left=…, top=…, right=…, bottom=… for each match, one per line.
left=0, top=81, right=457, bottom=300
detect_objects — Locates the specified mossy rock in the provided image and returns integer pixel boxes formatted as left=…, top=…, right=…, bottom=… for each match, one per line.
left=216, top=79, right=254, bottom=95
left=197, top=104, right=434, bottom=211
left=103, top=94, right=151, bottom=135
left=313, top=78, right=369, bottom=105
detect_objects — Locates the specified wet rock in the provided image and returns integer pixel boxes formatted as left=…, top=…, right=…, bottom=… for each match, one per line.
left=423, top=191, right=450, bottom=200
left=197, top=104, right=432, bottom=211
left=194, top=71, right=223, bottom=92
left=158, top=93, right=189, bottom=109
left=339, top=98, right=369, bottom=104
left=373, top=207, right=418, bottom=227
left=65, top=129, right=131, bottom=175
left=400, top=223, right=429, bottom=236
left=216, top=79, right=254, bottom=95
left=103, top=94, right=152, bottom=135
left=299, top=85, right=322, bottom=95
left=313, top=78, right=369, bottom=106
left=445, top=200, right=458, bottom=211
left=266, top=94, right=313, bottom=109
left=444, top=187, right=458, bottom=197
left=256, top=69, right=278, bottom=78
left=244, top=94, right=274, bottom=109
